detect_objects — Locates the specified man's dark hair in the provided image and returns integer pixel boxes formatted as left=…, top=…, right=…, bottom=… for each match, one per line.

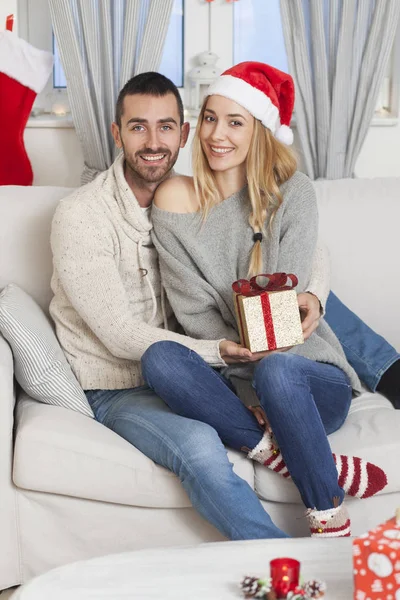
left=115, top=72, right=184, bottom=128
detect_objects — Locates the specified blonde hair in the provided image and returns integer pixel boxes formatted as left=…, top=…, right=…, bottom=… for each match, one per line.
left=192, top=98, right=297, bottom=276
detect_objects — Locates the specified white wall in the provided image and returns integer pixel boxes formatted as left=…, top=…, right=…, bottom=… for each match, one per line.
left=355, top=123, right=400, bottom=178
left=25, top=126, right=84, bottom=187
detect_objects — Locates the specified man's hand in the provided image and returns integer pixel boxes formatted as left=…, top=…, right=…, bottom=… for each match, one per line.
left=298, top=292, right=321, bottom=341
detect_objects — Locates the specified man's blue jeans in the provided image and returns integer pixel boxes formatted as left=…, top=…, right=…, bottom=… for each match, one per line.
left=86, top=386, right=288, bottom=541
left=142, top=343, right=353, bottom=512
left=325, top=292, right=400, bottom=391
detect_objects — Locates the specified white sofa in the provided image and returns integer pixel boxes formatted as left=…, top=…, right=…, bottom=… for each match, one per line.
left=1, top=178, right=400, bottom=591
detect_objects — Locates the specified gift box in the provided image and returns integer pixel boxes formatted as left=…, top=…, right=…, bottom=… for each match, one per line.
left=353, top=508, right=400, bottom=600
left=232, top=273, right=304, bottom=353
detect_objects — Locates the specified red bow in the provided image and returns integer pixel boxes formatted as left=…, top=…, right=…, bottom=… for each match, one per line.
left=232, top=273, right=298, bottom=297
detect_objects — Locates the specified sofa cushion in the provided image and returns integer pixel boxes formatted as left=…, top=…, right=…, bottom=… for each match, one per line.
left=254, top=391, right=400, bottom=504
left=0, top=185, right=73, bottom=313
left=0, top=284, right=93, bottom=418
left=13, top=393, right=254, bottom=508
left=314, top=177, right=400, bottom=351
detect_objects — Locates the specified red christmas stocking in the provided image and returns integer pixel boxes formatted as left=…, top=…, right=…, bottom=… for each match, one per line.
left=0, top=24, right=52, bottom=185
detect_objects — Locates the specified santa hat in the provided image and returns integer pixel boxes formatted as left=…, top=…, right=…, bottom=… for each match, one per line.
left=207, top=61, right=294, bottom=145
left=0, top=30, right=53, bottom=94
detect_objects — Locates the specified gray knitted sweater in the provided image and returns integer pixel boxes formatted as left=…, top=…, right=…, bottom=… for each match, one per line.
left=151, top=171, right=361, bottom=400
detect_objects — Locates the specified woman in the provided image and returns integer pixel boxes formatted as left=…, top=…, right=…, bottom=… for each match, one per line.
left=141, top=62, right=387, bottom=537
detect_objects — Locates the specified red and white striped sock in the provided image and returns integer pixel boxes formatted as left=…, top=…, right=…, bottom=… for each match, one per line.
left=306, top=500, right=351, bottom=538
left=333, top=454, right=387, bottom=499
left=248, top=431, right=291, bottom=478
left=248, top=433, right=387, bottom=499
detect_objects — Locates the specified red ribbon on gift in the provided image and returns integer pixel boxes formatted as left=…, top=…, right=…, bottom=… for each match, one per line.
left=232, top=273, right=298, bottom=351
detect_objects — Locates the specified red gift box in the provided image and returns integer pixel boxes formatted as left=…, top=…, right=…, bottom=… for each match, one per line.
left=353, top=509, right=400, bottom=599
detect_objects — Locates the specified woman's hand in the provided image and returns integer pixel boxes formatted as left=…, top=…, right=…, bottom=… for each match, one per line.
left=219, top=340, right=254, bottom=363
left=297, top=292, right=321, bottom=341
left=219, top=340, right=274, bottom=364
left=248, top=405, right=272, bottom=432
left=219, top=341, right=290, bottom=364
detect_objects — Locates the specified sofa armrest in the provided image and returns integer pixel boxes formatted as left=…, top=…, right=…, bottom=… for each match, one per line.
left=0, top=335, right=16, bottom=442
left=0, top=334, right=21, bottom=589
left=0, top=333, right=16, bottom=412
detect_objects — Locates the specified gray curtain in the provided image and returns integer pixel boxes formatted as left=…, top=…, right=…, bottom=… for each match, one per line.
left=48, top=0, right=174, bottom=183
left=280, top=0, right=400, bottom=179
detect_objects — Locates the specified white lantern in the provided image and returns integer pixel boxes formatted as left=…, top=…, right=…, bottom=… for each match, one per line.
left=188, top=51, right=221, bottom=116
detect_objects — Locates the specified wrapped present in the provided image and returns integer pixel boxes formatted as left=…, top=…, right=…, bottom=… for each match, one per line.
left=353, top=507, right=400, bottom=600
left=232, top=273, right=304, bottom=353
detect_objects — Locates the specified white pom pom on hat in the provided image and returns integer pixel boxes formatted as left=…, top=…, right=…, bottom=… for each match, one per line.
left=207, top=61, right=295, bottom=145
left=275, top=124, right=294, bottom=145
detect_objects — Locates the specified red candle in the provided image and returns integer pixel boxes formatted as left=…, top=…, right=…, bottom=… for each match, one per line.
left=270, top=557, right=300, bottom=598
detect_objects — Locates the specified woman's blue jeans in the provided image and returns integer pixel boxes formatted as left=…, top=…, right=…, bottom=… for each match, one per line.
left=86, top=386, right=288, bottom=541
left=325, top=292, right=399, bottom=391
left=142, top=343, right=353, bottom=512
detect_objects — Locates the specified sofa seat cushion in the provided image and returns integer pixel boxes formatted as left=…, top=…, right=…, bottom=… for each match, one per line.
left=254, top=391, right=400, bottom=504
left=13, top=393, right=254, bottom=508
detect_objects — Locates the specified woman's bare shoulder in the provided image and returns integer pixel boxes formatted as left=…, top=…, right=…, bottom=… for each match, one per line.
left=153, top=175, right=198, bottom=213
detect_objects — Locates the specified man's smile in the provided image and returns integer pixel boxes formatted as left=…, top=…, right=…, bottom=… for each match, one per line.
left=140, top=153, right=167, bottom=163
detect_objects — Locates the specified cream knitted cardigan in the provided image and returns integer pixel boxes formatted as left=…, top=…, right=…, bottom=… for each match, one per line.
left=50, top=154, right=225, bottom=390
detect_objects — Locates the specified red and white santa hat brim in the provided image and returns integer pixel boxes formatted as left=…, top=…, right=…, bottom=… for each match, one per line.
left=0, top=31, right=53, bottom=94
left=207, top=61, right=294, bottom=145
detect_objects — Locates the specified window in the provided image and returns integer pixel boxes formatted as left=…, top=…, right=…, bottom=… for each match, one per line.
left=18, top=0, right=398, bottom=121
left=53, top=35, right=66, bottom=89
left=158, top=0, right=184, bottom=87
left=52, top=0, right=184, bottom=91
left=233, top=0, right=288, bottom=72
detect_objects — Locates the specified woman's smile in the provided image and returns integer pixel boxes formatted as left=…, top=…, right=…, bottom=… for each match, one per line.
left=208, top=145, right=235, bottom=157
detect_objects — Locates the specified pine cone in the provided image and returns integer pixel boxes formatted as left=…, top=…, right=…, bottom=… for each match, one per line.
left=303, top=579, right=327, bottom=598
left=241, top=576, right=262, bottom=598
left=240, top=576, right=273, bottom=599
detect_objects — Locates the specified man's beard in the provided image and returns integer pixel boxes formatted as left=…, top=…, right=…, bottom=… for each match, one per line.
left=122, top=143, right=180, bottom=184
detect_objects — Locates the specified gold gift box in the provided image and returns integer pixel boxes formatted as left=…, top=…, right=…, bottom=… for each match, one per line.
left=234, top=289, right=304, bottom=353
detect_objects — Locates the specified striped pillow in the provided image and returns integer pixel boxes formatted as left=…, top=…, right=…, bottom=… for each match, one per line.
left=0, top=284, right=93, bottom=417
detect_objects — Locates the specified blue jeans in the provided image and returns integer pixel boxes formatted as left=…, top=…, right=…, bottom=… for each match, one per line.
left=325, top=292, right=400, bottom=391
left=85, top=386, right=288, bottom=541
left=142, top=342, right=353, bottom=511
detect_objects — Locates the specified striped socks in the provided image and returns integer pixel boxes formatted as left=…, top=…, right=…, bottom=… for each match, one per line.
left=248, top=432, right=291, bottom=478
left=334, top=454, right=387, bottom=499
left=248, top=432, right=387, bottom=499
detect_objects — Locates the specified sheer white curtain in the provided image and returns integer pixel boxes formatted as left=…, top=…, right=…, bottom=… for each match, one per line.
left=48, top=0, right=174, bottom=183
left=280, top=0, right=400, bottom=179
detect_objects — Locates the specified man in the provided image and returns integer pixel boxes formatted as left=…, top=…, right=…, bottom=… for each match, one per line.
left=49, top=72, right=397, bottom=542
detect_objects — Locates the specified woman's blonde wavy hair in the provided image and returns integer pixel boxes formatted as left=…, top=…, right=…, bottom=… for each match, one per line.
left=192, top=97, right=297, bottom=277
